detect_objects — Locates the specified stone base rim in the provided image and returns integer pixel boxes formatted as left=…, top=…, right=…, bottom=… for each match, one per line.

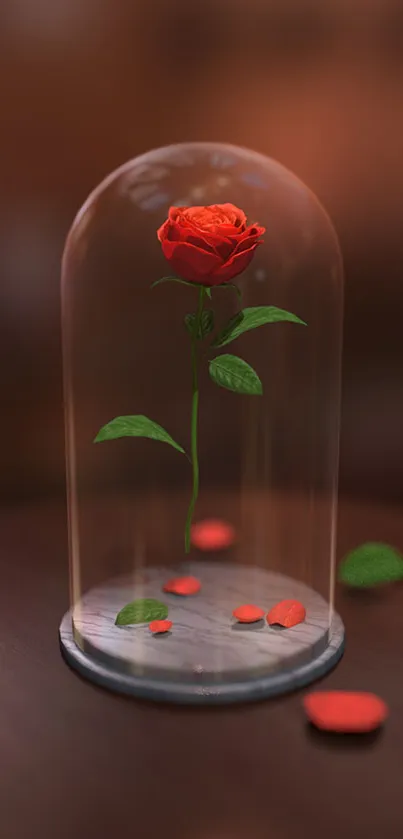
left=59, top=609, right=345, bottom=705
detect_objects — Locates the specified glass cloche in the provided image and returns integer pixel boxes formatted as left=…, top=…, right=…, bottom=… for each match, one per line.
left=59, top=142, right=344, bottom=703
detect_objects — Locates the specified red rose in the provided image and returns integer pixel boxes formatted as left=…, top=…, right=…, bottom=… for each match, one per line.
left=157, top=203, right=265, bottom=286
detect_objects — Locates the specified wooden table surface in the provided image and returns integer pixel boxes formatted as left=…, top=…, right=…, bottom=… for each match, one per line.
left=0, top=497, right=402, bottom=839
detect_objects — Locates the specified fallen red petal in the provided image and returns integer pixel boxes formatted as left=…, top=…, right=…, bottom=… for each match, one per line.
left=191, top=519, right=235, bottom=551
left=304, top=691, right=388, bottom=733
left=163, top=576, right=201, bottom=596
left=149, top=619, right=172, bottom=634
left=267, top=599, right=306, bottom=628
left=233, top=604, right=265, bottom=623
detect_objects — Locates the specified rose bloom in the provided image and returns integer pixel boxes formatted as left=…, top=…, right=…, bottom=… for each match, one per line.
left=157, top=203, right=265, bottom=286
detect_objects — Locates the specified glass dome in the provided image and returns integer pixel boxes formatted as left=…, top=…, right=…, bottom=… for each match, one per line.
left=59, top=142, right=344, bottom=703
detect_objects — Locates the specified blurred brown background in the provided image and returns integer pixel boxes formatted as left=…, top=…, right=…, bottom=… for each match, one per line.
left=0, top=0, right=402, bottom=504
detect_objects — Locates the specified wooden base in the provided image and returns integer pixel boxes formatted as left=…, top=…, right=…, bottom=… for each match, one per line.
left=59, top=562, right=344, bottom=704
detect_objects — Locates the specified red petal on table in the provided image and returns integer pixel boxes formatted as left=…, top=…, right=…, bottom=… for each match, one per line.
left=267, top=599, right=306, bottom=627
left=191, top=519, right=235, bottom=551
left=304, top=691, right=388, bottom=733
left=233, top=604, right=265, bottom=623
left=163, top=576, right=201, bottom=596
left=149, top=619, right=172, bottom=634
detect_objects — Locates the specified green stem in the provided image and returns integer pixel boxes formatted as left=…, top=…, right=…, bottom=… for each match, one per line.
left=184, top=287, right=205, bottom=553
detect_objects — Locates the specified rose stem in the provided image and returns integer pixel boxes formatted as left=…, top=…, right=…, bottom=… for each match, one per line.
left=184, top=285, right=206, bottom=553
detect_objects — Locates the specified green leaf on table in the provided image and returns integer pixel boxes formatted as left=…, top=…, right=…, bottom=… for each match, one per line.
left=338, top=542, right=403, bottom=588
left=94, top=415, right=185, bottom=454
left=185, top=309, right=214, bottom=339
left=209, top=354, right=262, bottom=395
left=213, top=306, right=306, bottom=348
left=115, top=598, right=168, bottom=626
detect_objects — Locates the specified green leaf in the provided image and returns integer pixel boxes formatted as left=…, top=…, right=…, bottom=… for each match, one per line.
left=115, top=598, right=168, bottom=626
left=209, top=354, right=262, bottom=395
left=152, top=276, right=213, bottom=292
left=213, top=306, right=306, bottom=348
left=185, top=309, right=214, bottom=339
left=152, top=276, right=195, bottom=290
left=338, top=542, right=403, bottom=588
left=213, top=311, right=244, bottom=346
left=94, top=415, right=185, bottom=454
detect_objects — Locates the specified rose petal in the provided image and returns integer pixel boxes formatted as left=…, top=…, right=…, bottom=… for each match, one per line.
left=149, top=619, right=172, bottom=634
left=173, top=226, right=233, bottom=257
left=175, top=230, right=219, bottom=254
left=168, top=206, right=187, bottom=221
left=231, top=236, right=261, bottom=256
left=234, top=225, right=266, bottom=253
left=191, top=519, right=235, bottom=551
left=212, top=242, right=262, bottom=283
left=212, top=239, right=237, bottom=261
left=156, top=219, right=170, bottom=242
left=177, top=207, right=219, bottom=232
left=162, top=223, right=183, bottom=243
left=168, top=216, right=234, bottom=249
left=177, top=204, right=247, bottom=235
left=212, top=223, right=243, bottom=236
left=161, top=240, right=222, bottom=282
left=267, top=599, right=306, bottom=627
left=241, top=223, right=266, bottom=238
left=303, top=691, right=388, bottom=733
left=233, top=604, right=265, bottom=623
left=211, top=203, right=247, bottom=227
left=167, top=209, right=212, bottom=239
left=163, top=576, right=201, bottom=596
